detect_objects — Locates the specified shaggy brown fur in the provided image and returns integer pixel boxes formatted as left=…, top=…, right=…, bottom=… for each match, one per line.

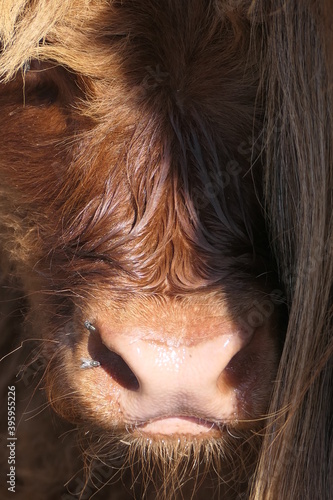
left=0, top=0, right=332, bottom=499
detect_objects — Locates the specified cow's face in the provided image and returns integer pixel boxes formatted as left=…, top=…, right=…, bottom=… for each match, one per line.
left=0, top=2, right=287, bottom=496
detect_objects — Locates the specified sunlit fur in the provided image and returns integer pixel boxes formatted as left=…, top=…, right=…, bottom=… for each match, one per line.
left=74, top=427, right=261, bottom=500
left=0, top=1, right=333, bottom=499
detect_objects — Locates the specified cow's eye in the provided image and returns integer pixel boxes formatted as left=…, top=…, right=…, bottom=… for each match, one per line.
left=23, top=60, right=60, bottom=106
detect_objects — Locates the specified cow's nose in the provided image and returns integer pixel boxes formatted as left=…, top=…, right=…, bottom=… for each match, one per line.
left=89, top=321, right=254, bottom=430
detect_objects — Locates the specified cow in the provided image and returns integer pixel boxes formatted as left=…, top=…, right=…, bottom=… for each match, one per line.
left=0, top=1, right=332, bottom=498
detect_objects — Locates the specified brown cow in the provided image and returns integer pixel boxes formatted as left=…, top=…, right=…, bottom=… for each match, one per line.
left=0, top=1, right=332, bottom=499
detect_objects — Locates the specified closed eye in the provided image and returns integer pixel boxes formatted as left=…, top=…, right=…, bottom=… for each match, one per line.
left=22, top=60, right=61, bottom=106
left=21, top=59, right=82, bottom=107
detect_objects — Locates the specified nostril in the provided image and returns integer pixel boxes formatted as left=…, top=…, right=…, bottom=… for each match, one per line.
left=102, top=350, right=140, bottom=391
left=87, top=331, right=139, bottom=391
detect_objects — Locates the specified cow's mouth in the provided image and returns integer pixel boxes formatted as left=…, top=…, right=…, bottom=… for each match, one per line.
left=135, top=416, right=222, bottom=437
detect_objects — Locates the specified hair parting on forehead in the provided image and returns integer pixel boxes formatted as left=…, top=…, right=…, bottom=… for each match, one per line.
left=0, top=0, right=333, bottom=499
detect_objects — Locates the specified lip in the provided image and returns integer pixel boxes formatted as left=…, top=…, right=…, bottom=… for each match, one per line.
left=135, top=416, right=222, bottom=436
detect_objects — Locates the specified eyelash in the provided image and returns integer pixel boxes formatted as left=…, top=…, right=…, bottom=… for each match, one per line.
left=21, top=60, right=61, bottom=106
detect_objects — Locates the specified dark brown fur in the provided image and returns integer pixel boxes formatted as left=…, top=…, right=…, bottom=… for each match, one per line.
left=0, top=1, right=332, bottom=499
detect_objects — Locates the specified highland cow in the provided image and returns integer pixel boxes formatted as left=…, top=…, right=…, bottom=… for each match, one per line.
left=0, top=0, right=332, bottom=499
